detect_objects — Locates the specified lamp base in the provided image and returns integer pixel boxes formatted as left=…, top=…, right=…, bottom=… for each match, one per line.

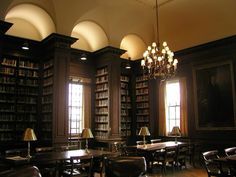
left=85, top=148, right=90, bottom=153
left=175, top=137, right=178, bottom=144
left=26, top=154, right=32, bottom=159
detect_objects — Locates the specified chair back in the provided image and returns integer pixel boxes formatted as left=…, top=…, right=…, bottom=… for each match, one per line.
left=225, top=147, right=236, bottom=156
left=164, top=146, right=177, bottom=161
left=62, top=155, right=93, bottom=177
left=35, top=147, right=54, bottom=153
left=5, top=148, right=27, bottom=157
left=105, top=156, right=147, bottom=177
left=0, top=166, right=42, bottom=177
left=202, top=150, right=222, bottom=176
left=136, top=141, right=148, bottom=145
left=150, top=139, right=162, bottom=144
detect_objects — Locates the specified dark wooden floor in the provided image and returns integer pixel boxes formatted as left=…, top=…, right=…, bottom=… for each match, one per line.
left=95, top=162, right=208, bottom=177
left=146, top=164, right=207, bottom=177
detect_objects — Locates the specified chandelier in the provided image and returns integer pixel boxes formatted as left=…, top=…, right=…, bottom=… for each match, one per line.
left=141, top=0, right=178, bottom=80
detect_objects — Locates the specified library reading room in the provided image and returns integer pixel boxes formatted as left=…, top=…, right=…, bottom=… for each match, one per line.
left=0, top=0, right=236, bottom=177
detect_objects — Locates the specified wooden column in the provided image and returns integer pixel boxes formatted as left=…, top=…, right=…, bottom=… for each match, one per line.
left=41, top=34, right=77, bottom=146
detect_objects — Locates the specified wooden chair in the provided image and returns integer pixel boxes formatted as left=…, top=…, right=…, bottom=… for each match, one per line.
left=0, top=166, right=42, bottom=177
left=202, top=150, right=230, bottom=177
left=153, top=146, right=177, bottom=174
left=225, top=147, right=236, bottom=156
left=61, top=155, right=93, bottom=177
left=5, top=148, right=28, bottom=157
left=35, top=146, right=56, bottom=177
left=150, top=139, right=162, bottom=144
left=136, top=141, right=147, bottom=145
left=105, top=156, right=147, bottom=177
left=224, top=147, right=236, bottom=176
left=175, top=144, right=188, bottom=169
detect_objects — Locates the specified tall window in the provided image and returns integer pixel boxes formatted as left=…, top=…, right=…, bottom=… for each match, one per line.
left=165, top=80, right=180, bottom=133
left=68, top=83, right=84, bottom=136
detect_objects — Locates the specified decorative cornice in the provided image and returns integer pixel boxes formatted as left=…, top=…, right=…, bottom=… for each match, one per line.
left=41, top=33, right=78, bottom=49
left=93, top=46, right=126, bottom=57
left=0, top=20, right=13, bottom=35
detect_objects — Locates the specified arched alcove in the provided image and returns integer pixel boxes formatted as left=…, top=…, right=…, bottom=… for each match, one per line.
left=71, top=21, right=108, bottom=51
left=120, top=34, right=146, bottom=60
left=5, top=3, right=56, bottom=40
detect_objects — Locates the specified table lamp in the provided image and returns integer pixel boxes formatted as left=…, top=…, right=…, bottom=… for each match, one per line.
left=171, top=126, right=181, bottom=144
left=81, top=128, right=94, bottom=153
left=23, top=128, right=37, bottom=158
left=138, top=126, right=150, bottom=147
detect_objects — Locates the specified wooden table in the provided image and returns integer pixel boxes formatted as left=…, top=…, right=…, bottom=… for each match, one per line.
left=32, top=149, right=111, bottom=162
left=132, top=141, right=187, bottom=170
left=136, top=141, right=186, bottom=152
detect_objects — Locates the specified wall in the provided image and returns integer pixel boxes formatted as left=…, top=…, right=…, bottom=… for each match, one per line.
left=176, top=35, right=236, bottom=150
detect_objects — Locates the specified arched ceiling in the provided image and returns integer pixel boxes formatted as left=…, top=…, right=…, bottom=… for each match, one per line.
left=120, top=34, right=146, bottom=60
left=1, top=0, right=236, bottom=60
left=71, top=21, right=108, bottom=52
left=4, top=3, right=55, bottom=40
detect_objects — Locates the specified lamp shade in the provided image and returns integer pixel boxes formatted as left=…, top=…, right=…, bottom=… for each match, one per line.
left=171, top=126, right=181, bottom=136
left=81, top=128, right=94, bottom=139
left=138, top=127, right=150, bottom=136
left=23, top=128, right=37, bottom=141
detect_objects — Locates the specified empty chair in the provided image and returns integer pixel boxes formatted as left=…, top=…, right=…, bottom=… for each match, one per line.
left=35, top=147, right=54, bottom=153
left=5, top=148, right=27, bottom=157
left=105, top=156, right=147, bottom=177
left=152, top=146, right=177, bottom=174
left=61, top=155, right=93, bottom=177
left=0, top=166, right=42, bottom=177
left=224, top=147, right=236, bottom=176
left=202, top=150, right=230, bottom=177
left=35, top=147, right=56, bottom=177
left=225, top=147, right=236, bottom=156
left=150, top=139, right=162, bottom=144
left=175, top=144, right=188, bottom=169
left=136, top=141, right=148, bottom=146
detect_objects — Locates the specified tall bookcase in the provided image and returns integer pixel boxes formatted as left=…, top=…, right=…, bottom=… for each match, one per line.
left=0, top=56, right=39, bottom=142
left=120, top=75, right=131, bottom=137
left=135, top=75, right=150, bottom=134
left=94, top=66, right=110, bottom=139
left=41, top=58, right=54, bottom=143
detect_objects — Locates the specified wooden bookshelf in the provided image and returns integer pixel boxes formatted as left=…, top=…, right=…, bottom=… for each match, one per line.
left=135, top=75, right=150, bottom=134
left=95, top=66, right=110, bottom=139
left=120, top=75, right=131, bottom=137
left=41, top=59, right=54, bottom=142
left=0, top=56, right=39, bottom=142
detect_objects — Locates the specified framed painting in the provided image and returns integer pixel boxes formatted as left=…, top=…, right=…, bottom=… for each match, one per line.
left=193, top=61, right=236, bottom=130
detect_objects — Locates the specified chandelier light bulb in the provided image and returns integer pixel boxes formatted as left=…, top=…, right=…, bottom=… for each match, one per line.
left=148, top=58, right=153, bottom=63
left=152, top=42, right=157, bottom=47
left=161, top=49, right=166, bottom=54
left=168, top=58, right=173, bottom=63
left=141, top=59, right=145, bottom=66
left=148, top=46, right=152, bottom=51
left=163, top=41, right=167, bottom=47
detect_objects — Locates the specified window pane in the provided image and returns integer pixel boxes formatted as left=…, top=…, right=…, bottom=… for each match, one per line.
left=68, top=83, right=84, bottom=135
left=165, top=80, right=180, bottom=134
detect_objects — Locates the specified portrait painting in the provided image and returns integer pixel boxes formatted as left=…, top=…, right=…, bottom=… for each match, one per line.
left=193, top=61, right=236, bottom=130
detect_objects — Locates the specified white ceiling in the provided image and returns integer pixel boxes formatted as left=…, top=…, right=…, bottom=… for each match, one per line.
left=1, top=0, right=236, bottom=59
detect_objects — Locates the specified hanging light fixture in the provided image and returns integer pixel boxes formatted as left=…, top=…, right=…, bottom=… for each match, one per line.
left=141, top=0, right=178, bottom=80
